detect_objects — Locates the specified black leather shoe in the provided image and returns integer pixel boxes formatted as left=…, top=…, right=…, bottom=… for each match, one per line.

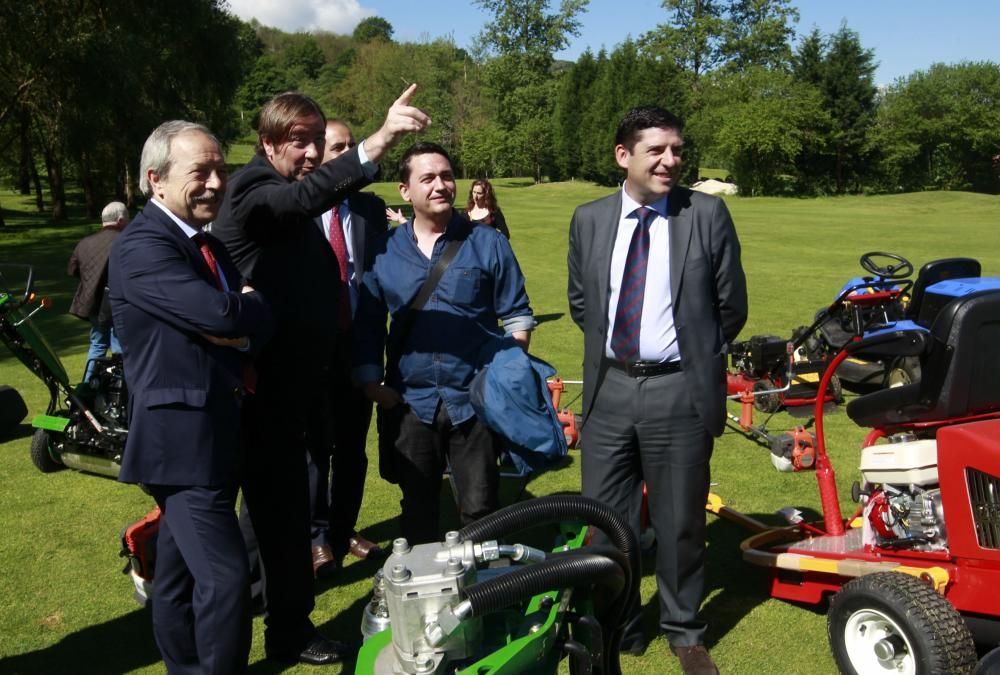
left=266, top=635, right=355, bottom=665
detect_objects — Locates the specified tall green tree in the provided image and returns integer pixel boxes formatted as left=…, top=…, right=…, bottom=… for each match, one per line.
left=472, top=0, right=590, bottom=179
left=823, top=24, right=877, bottom=192
left=353, top=16, right=394, bottom=43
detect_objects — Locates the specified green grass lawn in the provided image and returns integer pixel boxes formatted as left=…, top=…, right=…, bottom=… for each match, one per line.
left=1, top=178, right=998, bottom=674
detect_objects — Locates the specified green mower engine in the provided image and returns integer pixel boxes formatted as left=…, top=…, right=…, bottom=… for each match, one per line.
left=355, top=495, right=639, bottom=675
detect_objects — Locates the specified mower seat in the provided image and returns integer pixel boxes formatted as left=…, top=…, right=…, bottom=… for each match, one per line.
left=906, top=257, right=980, bottom=322
left=847, top=289, right=1000, bottom=428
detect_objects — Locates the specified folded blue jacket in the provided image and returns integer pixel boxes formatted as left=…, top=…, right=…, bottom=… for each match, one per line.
left=470, top=337, right=568, bottom=476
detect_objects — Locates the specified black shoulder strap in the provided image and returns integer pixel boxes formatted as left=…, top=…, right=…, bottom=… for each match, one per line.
left=385, top=233, right=466, bottom=377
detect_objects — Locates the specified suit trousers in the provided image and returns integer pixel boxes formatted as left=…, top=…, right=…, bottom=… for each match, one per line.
left=581, top=366, right=713, bottom=648
left=305, top=364, right=373, bottom=555
left=147, top=483, right=250, bottom=675
left=239, top=379, right=318, bottom=653
left=394, top=402, right=499, bottom=545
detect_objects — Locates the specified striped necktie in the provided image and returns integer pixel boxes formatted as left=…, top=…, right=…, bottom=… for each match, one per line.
left=610, top=206, right=656, bottom=361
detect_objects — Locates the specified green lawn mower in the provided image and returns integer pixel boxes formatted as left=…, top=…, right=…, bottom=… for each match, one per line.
left=0, top=264, right=127, bottom=477
left=355, top=495, right=640, bottom=675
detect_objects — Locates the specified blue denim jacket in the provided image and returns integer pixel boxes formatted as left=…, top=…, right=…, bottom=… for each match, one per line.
left=353, top=212, right=533, bottom=424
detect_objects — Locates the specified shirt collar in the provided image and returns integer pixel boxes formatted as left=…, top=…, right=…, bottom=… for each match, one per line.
left=150, top=198, right=202, bottom=239
left=619, top=183, right=669, bottom=221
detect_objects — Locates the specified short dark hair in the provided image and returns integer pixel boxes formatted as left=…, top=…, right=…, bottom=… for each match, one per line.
left=615, top=106, right=685, bottom=151
left=398, top=142, right=453, bottom=183
left=255, top=92, right=325, bottom=155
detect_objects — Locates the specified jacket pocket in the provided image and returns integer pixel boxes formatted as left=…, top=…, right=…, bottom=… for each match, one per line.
left=141, top=388, right=208, bottom=409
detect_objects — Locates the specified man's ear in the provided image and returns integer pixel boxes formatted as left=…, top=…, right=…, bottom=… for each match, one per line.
left=614, top=144, right=631, bottom=171
left=147, top=169, right=163, bottom=198
left=261, top=136, right=276, bottom=160
left=399, top=182, right=411, bottom=203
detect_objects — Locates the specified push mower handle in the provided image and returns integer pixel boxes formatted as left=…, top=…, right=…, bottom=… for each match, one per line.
left=0, top=264, right=36, bottom=309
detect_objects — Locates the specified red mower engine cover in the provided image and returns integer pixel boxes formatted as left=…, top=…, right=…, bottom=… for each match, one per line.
left=770, top=426, right=817, bottom=472
left=120, top=507, right=160, bottom=605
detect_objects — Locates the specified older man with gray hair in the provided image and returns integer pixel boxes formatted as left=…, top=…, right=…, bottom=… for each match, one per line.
left=109, top=120, right=272, bottom=674
left=68, top=200, right=130, bottom=382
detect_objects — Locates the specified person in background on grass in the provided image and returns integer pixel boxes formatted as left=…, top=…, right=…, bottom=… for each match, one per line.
left=567, top=105, right=747, bottom=675
left=353, top=142, right=533, bottom=545
left=68, top=201, right=129, bottom=382
left=465, top=178, right=509, bottom=238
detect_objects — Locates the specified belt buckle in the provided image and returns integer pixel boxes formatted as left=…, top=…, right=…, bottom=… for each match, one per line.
left=625, top=361, right=646, bottom=377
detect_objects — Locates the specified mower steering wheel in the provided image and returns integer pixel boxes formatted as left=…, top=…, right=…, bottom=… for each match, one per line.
left=859, top=251, right=913, bottom=280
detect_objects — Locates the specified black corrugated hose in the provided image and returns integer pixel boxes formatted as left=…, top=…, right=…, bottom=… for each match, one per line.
left=458, top=495, right=640, bottom=675
left=460, top=550, right=627, bottom=675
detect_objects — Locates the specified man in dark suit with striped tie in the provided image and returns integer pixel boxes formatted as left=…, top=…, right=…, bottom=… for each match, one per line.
left=109, top=120, right=272, bottom=673
left=567, top=106, right=747, bottom=675
left=306, top=119, right=388, bottom=575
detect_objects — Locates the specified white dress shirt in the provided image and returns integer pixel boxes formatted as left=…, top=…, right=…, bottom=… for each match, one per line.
left=604, top=185, right=679, bottom=363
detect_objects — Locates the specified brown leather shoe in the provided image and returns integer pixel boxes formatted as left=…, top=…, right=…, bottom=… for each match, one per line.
left=347, top=532, right=384, bottom=560
left=671, top=645, right=719, bottom=675
left=311, top=544, right=338, bottom=578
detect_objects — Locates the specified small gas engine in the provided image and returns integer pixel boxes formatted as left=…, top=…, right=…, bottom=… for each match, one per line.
left=859, top=434, right=947, bottom=551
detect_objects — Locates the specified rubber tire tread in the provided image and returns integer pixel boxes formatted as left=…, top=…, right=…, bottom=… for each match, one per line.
left=828, top=571, right=976, bottom=675
left=30, top=428, right=62, bottom=473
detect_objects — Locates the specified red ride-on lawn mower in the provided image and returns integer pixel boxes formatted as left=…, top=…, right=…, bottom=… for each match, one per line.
left=714, top=270, right=1000, bottom=674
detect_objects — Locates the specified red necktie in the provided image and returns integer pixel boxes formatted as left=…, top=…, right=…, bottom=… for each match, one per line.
left=327, top=205, right=352, bottom=330
left=194, top=232, right=257, bottom=393
left=193, top=233, right=222, bottom=289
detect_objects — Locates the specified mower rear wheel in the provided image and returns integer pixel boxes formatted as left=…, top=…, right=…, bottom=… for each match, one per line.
left=753, top=379, right=782, bottom=413
left=828, top=572, right=975, bottom=675
left=30, top=428, right=63, bottom=473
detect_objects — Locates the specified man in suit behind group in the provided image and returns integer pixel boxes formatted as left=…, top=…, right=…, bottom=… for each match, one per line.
left=567, top=106, right=747, bottom=675
left=109, top=120, right=272, bottom=673
left=307, top=118, right=388, bottom=576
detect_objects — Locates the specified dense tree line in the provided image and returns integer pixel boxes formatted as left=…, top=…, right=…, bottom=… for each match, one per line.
left=2, top=0, right=999, bottom=224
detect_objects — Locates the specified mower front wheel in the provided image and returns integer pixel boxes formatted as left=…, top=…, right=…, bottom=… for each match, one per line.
left=30, top=428, right=63, bottom=473
left=828, top=572, right=975, bottom=675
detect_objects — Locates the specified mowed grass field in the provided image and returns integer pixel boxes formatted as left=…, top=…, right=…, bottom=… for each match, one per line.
left=1, top=174, right=998, bottom=674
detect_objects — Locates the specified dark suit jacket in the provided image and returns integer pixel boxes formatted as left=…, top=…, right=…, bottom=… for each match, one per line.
left=68, top=225, right=122, bottom=319
left=342, top=191, right=389, bottom=292
left=211, top=150, right=373, bottom=397
left=109, top=203, right=272, bottom=486
left=568, top=186, right=748, bottom=437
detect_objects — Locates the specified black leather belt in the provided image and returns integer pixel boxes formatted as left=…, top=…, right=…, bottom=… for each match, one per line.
left=607, top=359, right=682, bottom=378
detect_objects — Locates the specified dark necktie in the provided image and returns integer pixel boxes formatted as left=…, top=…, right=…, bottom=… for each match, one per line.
left=610, top=206, right=656, bottom=361
left=193, top=233, right=222, bottom=289
left=327, top=205, right=352, bottom=330
left=194, top=232, right=257, bottom=393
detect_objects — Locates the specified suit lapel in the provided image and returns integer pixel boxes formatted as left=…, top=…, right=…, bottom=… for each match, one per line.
left=667, top=189, right=693, bottom=301
left=596, top=192, right=623, bottom=319
left=349, top=198, right=367, bottom=281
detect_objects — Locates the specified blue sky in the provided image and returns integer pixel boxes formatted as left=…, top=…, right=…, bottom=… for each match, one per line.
left=228, top=0, right=1000, bottom=86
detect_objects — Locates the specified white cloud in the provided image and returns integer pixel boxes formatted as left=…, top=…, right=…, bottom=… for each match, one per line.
left=226, top=0, right=374, bottom=34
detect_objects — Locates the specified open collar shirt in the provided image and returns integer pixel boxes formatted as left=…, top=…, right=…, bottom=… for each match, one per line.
left=353, top=211, right=533, bottom=425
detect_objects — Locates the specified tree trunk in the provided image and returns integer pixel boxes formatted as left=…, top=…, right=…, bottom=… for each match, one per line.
left=80, top=152, right=97, bottom=219
left=30, top=162, right=44, bottom=213
left=123, top=158, right=136, bottom=209
left=17, top=109, right=32, bottom=195
left=43, top=145, right=67, bottom=221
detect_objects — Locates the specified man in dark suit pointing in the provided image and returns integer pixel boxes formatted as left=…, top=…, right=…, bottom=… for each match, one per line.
left=109, top=120, right=272, bottom=673
left=568, top=106, right=747, bottom=675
